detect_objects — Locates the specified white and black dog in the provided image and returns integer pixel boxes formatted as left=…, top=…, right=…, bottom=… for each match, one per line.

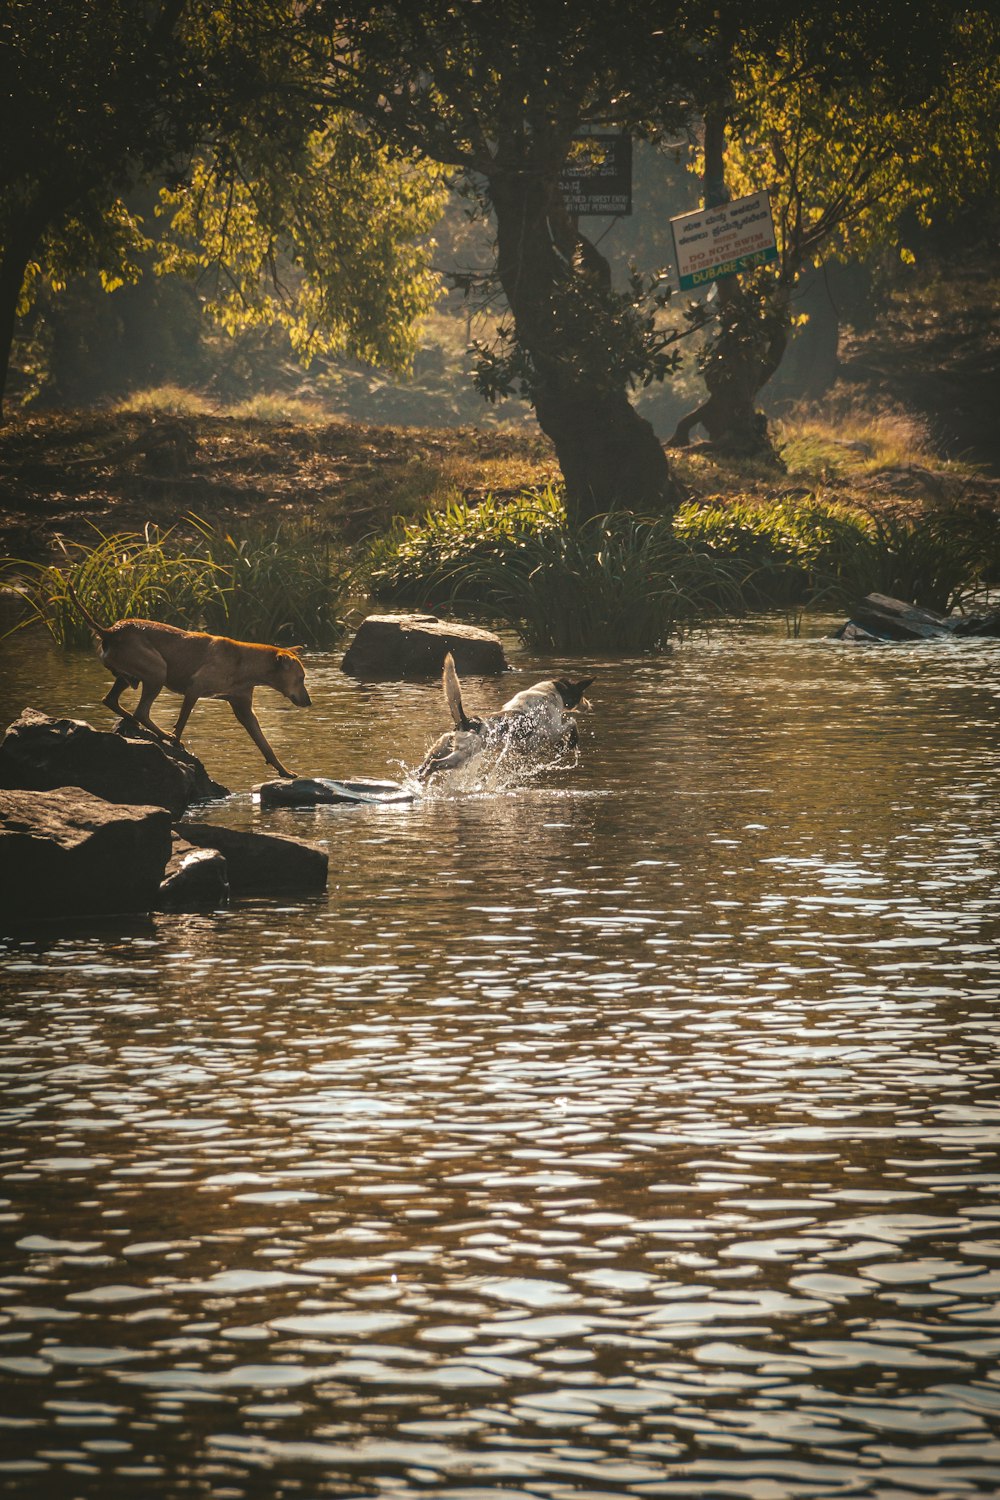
left=417, top=653, right=594, bottom=781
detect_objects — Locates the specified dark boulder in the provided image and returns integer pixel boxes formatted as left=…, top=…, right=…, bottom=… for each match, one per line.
left=0, top=787, right=173, bottom=926
left=0, top=709, right=228, bottom=815
left=846, top=593, right=954, bottom=641
left=341, top=614, right=507, bottom=678
left=175, top=822, right=327, bottom=895
left=158, top=838, right=230, bottom=911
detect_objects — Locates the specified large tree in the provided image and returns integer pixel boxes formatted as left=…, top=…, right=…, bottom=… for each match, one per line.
left=0, top=0, right=214, bottom=417
left=668, top=5, right=999, bottom=455
left=320, top=0, right=713, bottom=523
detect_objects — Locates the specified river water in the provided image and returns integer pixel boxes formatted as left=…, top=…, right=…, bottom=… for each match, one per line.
left=1, top=624, right=999, bottom=1499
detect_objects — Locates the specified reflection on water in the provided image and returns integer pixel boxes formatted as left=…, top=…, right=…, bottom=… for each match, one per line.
left=2, top=625, right=1000, bottom=1498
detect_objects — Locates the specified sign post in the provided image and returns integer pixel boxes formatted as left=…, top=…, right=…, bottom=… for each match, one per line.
left=560, top=134, right=632, bottom=217
left=670, top=190, right=777, bottom=290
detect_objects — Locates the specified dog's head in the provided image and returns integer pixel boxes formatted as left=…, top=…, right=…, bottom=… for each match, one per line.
left=554, top=676, right=594, bottom=711
left=275, top=649, right=311, bottom=707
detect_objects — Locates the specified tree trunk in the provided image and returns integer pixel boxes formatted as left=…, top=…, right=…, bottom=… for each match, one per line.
left=0, top=232, right=36, bottom=424
left=489, top=170, right=679, bottom=524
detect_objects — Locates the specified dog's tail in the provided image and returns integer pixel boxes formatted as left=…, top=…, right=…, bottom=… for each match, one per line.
left=443, top=652, right=472, bottom=730
left=65, top=578, right=110, bottom=640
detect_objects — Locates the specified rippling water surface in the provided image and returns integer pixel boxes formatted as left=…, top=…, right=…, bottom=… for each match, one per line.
left=2, top=626, right=1000, bottom=1498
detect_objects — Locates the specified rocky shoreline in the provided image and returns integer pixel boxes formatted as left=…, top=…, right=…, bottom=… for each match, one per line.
left=0, top=710, right=328, bottom=929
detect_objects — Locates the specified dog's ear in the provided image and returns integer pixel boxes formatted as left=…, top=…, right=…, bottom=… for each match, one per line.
left=556, top=677, right=594, bottom=709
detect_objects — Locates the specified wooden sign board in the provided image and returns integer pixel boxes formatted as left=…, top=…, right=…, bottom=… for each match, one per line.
left=670, top=190, right=777, bottom=289
left=560, top=134, right=632, bottom=216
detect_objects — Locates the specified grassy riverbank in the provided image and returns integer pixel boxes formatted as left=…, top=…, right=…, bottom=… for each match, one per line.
left=2, top=392, right=996, bottom=556
left=2, top=390, right=998, bottom=652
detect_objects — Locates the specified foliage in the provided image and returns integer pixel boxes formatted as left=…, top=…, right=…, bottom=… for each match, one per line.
left=449, top=513, right=744, bottom=652
left=677, top=497, right=994, bottom=614
left=669, top=7, right=1000, bottom=452
left=368, top=487, right=566, bottom=605
left=370, top=486, right=995, bottom=649
left=1, top=1, right=447, bottom=413
left=473, top=268, right=698, bottom=406
left=724, top=11, right=1000, bottom=276
left=323, top=0, right=723, bottom=515
left=0, top=0, right=228, bottom=411
left=2, top=519, right=351, bottom=650
left=192, top=519, right=351, bottom=646
left=2, top=528, right=219, bottom=649
left=158, top=117, right=446, bottom=373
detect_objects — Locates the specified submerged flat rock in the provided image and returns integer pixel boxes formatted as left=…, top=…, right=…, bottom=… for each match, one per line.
left=257, top=777, right=415, bottom=808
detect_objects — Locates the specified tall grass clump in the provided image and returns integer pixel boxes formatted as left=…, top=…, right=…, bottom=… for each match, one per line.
left=674, top=498, right=871, bottom=610
left=674, top=497, right=993, bottom=614
left=2, top=528, right=223, bottom=648
left=453, top=512, right=743, bottom=651
left=1, top=519, right=351, bottom=649
left=367, top=485, right=565, bottom=607
left=369, top=486, right=995, bottom=651
left=371, top=490, right=742, bottom=651
left=192, top=518, right=351, bottom=646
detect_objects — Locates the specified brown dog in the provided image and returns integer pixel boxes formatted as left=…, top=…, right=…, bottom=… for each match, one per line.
left=69, top=586, right=310, bottom=777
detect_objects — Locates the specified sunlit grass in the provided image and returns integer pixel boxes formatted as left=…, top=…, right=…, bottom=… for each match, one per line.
left=777, top=401, right=961, bottom=479
left=115, top=385, right=217, bottom=419
left=369, top=483, right=998, bottom=648
left=228, top=394, right=333, bottom=425
left=1, top=519, right=352, bottom=649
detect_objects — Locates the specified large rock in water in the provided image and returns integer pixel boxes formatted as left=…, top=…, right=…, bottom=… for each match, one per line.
left=831, top=593, right=1000, bottom=643
left=0, top=709, right=228, bottom=815
left=341, top=614, right=507, bottom=678
left=176, top=823, right=327, bottom=895
left=158, top=837, right=230, bottom=911
left=0, top=787, right=173, bottom=925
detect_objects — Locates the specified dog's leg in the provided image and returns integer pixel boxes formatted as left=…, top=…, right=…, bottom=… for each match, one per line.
left=103, top=673, right=139, bottom=735
left=172, top=692, right=200, bottom=746
left=131, top=677, right=171, bottom=739
left=103, top=674, right=136, bottom=715
left=227, top=692, right=293, bottom=778
left=103, top=643, right=170, bottom=737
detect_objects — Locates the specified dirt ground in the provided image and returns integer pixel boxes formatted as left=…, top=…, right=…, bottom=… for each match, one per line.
left=1, top=250, right=997, bottom=562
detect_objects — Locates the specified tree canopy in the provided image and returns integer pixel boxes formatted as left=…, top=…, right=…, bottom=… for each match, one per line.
left=669, top=4, right=1000, bottom=452
left=4, top=0, right=997, bottom=513
left=0, top=0, right=445, bottom=415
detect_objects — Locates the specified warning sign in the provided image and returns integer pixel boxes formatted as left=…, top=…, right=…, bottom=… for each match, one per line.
left=671, top=190, right=777, bottom=290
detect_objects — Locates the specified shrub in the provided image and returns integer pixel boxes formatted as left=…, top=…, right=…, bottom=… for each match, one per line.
left=369, top=486, right=994, bottom=651
left=451, top=512, right=743, bottom=651
left=366, top=485, right=565, bottom=606
left=192, top=519, right=351, bottom=647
